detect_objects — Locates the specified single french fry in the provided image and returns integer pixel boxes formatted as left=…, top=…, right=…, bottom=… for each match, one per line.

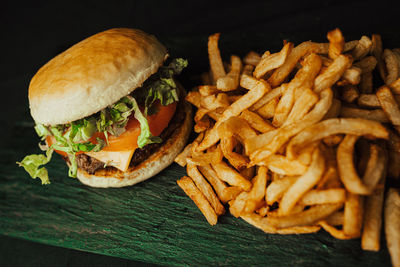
left=217, top=55, right=242, bottom=91
left=243, top=51, right=261, bottom=66
left=177, top=176, right=218, bottom=225
left=244, top=166, right=268, bottom=213
left=340, top=85, right=359, bottom=103
left=208, top=33, right=226, bottom=83
left=287, top=118, right=389, bottom=159
left=327, top=28, right=345, bottom=59
left=340, top=106, right=390, bottom=123
left=268, top=203, right=342, bottom=228
left=377, top=86, right=400, bottom=133
left=357, top=94, right=380, bottom=108
left=384, top=188, right=400, bottom=267
left=300, top=188, right=346, bottom=205
left=351, top=35, right=372, bottom=60
left=343, top=192, right=364, bottom=238
left=254, top=42, right=293, bottom=79
left=337, top=135, right=372, bottom=195
left=361, top=176, right=385, bottom=251
left=384, top=49, right=400, bottom=85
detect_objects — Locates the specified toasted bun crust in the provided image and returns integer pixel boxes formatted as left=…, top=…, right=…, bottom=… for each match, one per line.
left=75, top=100, right=192, bottom=188
left=29, top=28, right=167, bottom=125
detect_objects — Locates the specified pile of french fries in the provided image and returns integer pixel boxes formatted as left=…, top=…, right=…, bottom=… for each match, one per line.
left=175, top=29, right=400, bottom=266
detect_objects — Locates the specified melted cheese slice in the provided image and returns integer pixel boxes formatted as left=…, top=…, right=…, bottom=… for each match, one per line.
left=85, top=150, right=135, bottom=172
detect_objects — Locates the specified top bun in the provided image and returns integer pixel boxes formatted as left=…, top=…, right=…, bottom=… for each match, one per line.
left=29, top=28, right=168, bottom=125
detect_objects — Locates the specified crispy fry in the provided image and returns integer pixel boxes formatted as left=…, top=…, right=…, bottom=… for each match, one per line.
left=314, top=55, right=352, bottom=93
left=359, top=72, right=373, bottom=94
left=217, top=55, right=242, bottom=91
left=340, top=85, right=359, bottom=103
left=343, top=192, right=364, bottom=237
left=229, top=191, right=248, bottom=217
left=327, top=28, right=345, bottom=59
left=361, top=176, right=385, bottom=251
left=342, top=67, right=362, bottom=85
left=353, top=56, right=377, bottom=74
left=254, top=42, right=293, bottom=79
left=220, top=136, right=249, bottom=171
left=318, top=220, right=355, bottom=240
left=243, top=51, right=261, bottom=66
left=177, top=176, right=218, bottom=225
left=384, top=188, right=400, bottom=267
left=266, top=176, right=298, bottom=205
left=300, top=188, right=346, bottom=205
left=389, top=77, right=400, bottom=94
left=241, top=213, right=321, bottom=234
left=239, top=109, right=275, bottom=133
left=198, top=85, right=219, bottom=96
left=362, top=144, right=387, bottom=190
left=357, top=93, right=380, bottom=108
left=251, top=85, right=284, bottom=111
left=377, top=86, right=400, bottom=132
left=323, top=98, right=341, bottom=120
left=384, top=49, right=400, bottom=85
left=208, top=33, right=226, bottom=83
left=340, top=106, right=390, bottom=123
left=262, top=155, right=308, bottom=176
left=279, top=148, right=325, bottom=215
left=212, top=161, right=252, bottom=191
left=287, top=118, right=389, bottom=159
left=201, top=93, right=230, bottom=110
left=198, top=165, right=227, bottom=202
left=351, top=35, right=372, bottom=60
left=244, top=166, right=268, bottom=213
left=187, top=163, right=225, bottom=216
left=268, top=203, right=342, bottom=228
left=337, top=135, right=372, bottom=195
left=188, top=144, right=223, bottom=166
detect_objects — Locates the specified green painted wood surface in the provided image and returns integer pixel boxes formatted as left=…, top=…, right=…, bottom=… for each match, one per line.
left=0, top=32, right=396, bottom=266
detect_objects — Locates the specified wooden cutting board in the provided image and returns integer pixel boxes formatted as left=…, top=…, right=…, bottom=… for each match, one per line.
left=0, top=32, right=394, bottom=266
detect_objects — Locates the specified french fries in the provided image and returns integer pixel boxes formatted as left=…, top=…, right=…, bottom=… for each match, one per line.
left=176, top=29, right=400, bottom=263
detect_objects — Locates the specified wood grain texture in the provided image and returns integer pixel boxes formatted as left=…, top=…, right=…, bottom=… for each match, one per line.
left=0, top=120, right=392, bottom=266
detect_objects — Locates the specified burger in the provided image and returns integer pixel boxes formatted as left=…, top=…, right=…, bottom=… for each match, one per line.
left=17, top=28, right=192, bottom=188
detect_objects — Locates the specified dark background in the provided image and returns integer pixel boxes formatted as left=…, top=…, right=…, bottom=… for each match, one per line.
left=0, top=0, right=399, bottom=266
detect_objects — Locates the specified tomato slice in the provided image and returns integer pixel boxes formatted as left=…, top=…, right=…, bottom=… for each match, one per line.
left=48, top=101, right=177, bottom=157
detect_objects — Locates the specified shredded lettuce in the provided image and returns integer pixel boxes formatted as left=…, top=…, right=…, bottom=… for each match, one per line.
left=17, top=58, right=187, bottom=184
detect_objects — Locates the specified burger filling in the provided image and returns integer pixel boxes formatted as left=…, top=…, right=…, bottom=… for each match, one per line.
left=75, top=97, right=185, bottom=174
left=17, top=58, right=188, bottom=184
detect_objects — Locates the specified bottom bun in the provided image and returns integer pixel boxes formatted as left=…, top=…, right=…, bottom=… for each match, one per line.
left=75, top=100, right=192, bottom=188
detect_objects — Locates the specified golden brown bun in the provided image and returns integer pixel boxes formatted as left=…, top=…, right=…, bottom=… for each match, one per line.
left=29, top=28, right=167, bottom=125
left=75, top=100, right=192, bottom=188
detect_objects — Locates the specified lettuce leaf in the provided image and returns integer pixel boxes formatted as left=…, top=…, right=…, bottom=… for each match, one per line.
left=17, top=148, right=54, bottom=185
